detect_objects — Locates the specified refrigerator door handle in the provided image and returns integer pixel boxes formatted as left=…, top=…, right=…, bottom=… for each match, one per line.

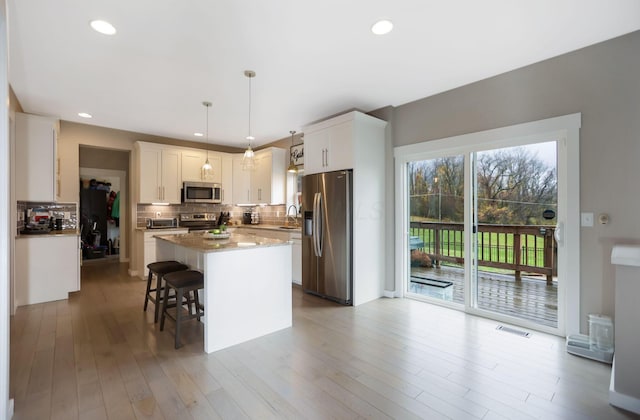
left=312, top=192, right=319, bottom=256
left=316, top=192, right=323, bottom=257
left=313, top=192, right=323, bottom=257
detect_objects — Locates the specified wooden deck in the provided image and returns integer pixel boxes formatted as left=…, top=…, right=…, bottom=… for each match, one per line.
left=410, top=266, right=558, bottom=327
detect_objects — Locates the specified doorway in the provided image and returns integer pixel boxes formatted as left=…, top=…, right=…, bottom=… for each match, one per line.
left=395, top=114, right=581, bottom=336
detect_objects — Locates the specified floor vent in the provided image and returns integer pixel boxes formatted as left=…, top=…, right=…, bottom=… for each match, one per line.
left=496, top=325, right=531, bottom=338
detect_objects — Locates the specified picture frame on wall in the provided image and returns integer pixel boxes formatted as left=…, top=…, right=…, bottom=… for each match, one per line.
left=290, top=144, right=304, bottom=166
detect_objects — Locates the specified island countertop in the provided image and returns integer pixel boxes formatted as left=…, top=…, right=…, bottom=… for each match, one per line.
left=154, top=232, right=290, bottom=253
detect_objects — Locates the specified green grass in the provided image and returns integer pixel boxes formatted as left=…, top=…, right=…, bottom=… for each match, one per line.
left=410, top=228, right=547, bottom=268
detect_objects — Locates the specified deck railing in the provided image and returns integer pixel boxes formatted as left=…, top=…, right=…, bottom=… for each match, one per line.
left=410, top=221, right=556, bottom=283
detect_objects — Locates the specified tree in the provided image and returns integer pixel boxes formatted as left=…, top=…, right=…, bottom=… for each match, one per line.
left=408, top=146, right=556, bottom=225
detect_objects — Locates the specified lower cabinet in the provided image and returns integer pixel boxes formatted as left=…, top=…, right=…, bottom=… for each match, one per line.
left=15, top=235, right=80, bottom=306
left=137, top=229, right=189, bottom=279
left=290, top=233, right=302, bottom=285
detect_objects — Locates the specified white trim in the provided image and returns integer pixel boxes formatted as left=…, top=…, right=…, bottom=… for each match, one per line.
left=394, top=113, right=581, bottom=336
left=610, top=359, right=640, bottom=415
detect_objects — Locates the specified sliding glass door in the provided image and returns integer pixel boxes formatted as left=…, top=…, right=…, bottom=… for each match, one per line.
left=472, top=142, right=558, bottom=328
left=406, top=155, right=465, bottom=306
left=396, top=114, right=581, bottom=336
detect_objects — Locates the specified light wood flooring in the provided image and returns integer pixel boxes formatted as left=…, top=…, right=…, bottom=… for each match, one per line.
left=10, top=260, right=636, bottom=419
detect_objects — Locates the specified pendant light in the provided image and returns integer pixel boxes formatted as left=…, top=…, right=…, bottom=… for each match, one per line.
left=287, top=130, right=298, bottom=174
left=242, top=70, right=256, bottom=171
left=201, top=101, right=214, bottom=180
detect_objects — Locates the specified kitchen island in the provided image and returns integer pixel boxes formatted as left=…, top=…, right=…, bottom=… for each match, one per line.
left=155, top=232, right=292, bottom=353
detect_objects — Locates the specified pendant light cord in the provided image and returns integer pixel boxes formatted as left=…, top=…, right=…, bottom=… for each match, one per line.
left=248, top=74, right=252, bottom=145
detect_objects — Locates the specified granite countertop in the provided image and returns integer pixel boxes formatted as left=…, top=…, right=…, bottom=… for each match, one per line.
left=155, top=232, right=291, bottom=253
left=232, top=224, right=301, bottom=232
left=16, top=229, right=79, bottom=238
left=135, top=227, right=189, bottom=232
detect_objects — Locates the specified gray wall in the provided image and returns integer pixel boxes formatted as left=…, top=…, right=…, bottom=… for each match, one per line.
left=388, top=30, right=640, bottom=332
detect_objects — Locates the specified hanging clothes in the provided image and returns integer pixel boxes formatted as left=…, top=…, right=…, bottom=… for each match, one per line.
left=111, top=191, right=120, bottom=226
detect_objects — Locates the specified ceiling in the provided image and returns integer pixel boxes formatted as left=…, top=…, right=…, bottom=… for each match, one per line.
left=8, top=1, right=640, bottom=148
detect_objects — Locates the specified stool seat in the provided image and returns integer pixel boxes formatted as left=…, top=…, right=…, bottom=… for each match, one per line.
left=147, top=261, right=189, bottom=275
left=144, top=260, right=189, bottom=323
left=163, top=270, right=205, bottom=288
left=160, top=270, right=205, bottom=349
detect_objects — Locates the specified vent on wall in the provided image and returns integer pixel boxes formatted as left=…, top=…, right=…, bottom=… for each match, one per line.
left=496, top=325, right=532, bottom=338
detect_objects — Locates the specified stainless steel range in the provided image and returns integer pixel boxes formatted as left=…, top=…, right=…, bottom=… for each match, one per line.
left=179, top=213, right=217, bottom=232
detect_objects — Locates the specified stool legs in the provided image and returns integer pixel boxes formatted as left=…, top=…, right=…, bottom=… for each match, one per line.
left=160, top=284, right=203, bottom=349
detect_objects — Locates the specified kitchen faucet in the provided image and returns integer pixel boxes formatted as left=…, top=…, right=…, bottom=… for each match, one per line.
left=286, top=205, right=299, bottom=227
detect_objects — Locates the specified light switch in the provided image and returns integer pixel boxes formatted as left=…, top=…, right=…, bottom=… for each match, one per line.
left=581, top=212, right=594, bottom=227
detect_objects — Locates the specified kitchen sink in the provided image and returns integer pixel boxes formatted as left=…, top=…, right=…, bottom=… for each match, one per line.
left=279, top=226, right=299, bottom=230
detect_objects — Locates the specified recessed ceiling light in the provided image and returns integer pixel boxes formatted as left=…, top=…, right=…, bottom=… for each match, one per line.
left=78, top=112, right=92, bottom=118
left=371, top=19, right=393, bottom=35
left=194, top=132, right=204, bottom=137
left=90, top=20, right=116, bottom=35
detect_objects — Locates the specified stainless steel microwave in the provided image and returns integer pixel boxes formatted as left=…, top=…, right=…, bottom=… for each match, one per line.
left=182, top=181, right=222, bottom=204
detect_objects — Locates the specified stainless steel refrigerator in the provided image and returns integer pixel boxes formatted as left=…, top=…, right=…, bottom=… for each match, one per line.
left=302, top=170, right=352, bottom=305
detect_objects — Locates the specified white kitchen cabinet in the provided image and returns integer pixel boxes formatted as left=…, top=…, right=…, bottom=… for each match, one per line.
left=251, top=152, right=272, bottom=204
left=303, top=114, right=369, bottom=175
left=15, top=235, right=80, bottom=306
left=220, top=153, right=233, bottom=204
left=231, top=148, right=286, bottom=205
left=136, top=228, right=189, bottom=279
left=181, top=149, right=222, bottom=183
left=290, top=232, right=302, bottom=285
left=136, top=142, right=182, bottom=204
left=232, top=155, right=252, bottom=204
left=15, top=112, right=59, bottom=201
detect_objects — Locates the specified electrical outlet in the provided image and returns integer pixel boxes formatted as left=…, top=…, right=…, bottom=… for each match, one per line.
left=156, top=211, right=162, bottom=217
left=581, top=212, right=594, bottom=227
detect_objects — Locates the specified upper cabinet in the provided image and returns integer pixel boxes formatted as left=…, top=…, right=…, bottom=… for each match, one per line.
left=303, top=111, right=385, bottom=175
left=181, top=149, right=222, bottom=184
left=15, top=112, right=60, bottom=201
left=136, top=142, right=182, bottom=204
left=220, top=153, right=233, bottom=204
left=232, top=147, right=286, bottom=205
left=304, top=120, right=353, bottom=174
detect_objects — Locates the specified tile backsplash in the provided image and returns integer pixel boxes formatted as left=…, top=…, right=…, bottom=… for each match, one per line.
left=17, top=201, right=78, bottom=232
left=136, top=203, right=298, bottom=227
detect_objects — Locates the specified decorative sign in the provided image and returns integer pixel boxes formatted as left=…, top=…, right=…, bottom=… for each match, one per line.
left=290, top=144, right=304, bottom=166
left=542, top=209, right=556, bottom=220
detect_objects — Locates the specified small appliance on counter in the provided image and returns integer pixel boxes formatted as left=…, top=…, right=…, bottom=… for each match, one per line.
left=146, top=217, right=178, bottom=229
left=251, top=211, right=260, bottom=224
left=21, top=208, right=52, bottom=234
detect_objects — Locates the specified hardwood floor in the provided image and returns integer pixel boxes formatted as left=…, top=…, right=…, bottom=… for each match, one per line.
left=10, top=261, right=635, bottom=419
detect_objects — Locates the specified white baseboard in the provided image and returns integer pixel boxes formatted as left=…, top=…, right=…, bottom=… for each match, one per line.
left=383, top=290, right=396, bottom=298
left=8, top=398, right=14, bottom=418
left=609, top=359, right=640, bottom=415
left=128, top=269, right=139, bottom=277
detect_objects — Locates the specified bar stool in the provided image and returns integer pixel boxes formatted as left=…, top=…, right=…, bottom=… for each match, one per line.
left=144, top=261, right=189, bottom=323
left=160, top=270, right=205, bottom=349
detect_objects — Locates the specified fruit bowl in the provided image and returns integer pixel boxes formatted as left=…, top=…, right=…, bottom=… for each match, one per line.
left=202, top=231, right=230, bottom=240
